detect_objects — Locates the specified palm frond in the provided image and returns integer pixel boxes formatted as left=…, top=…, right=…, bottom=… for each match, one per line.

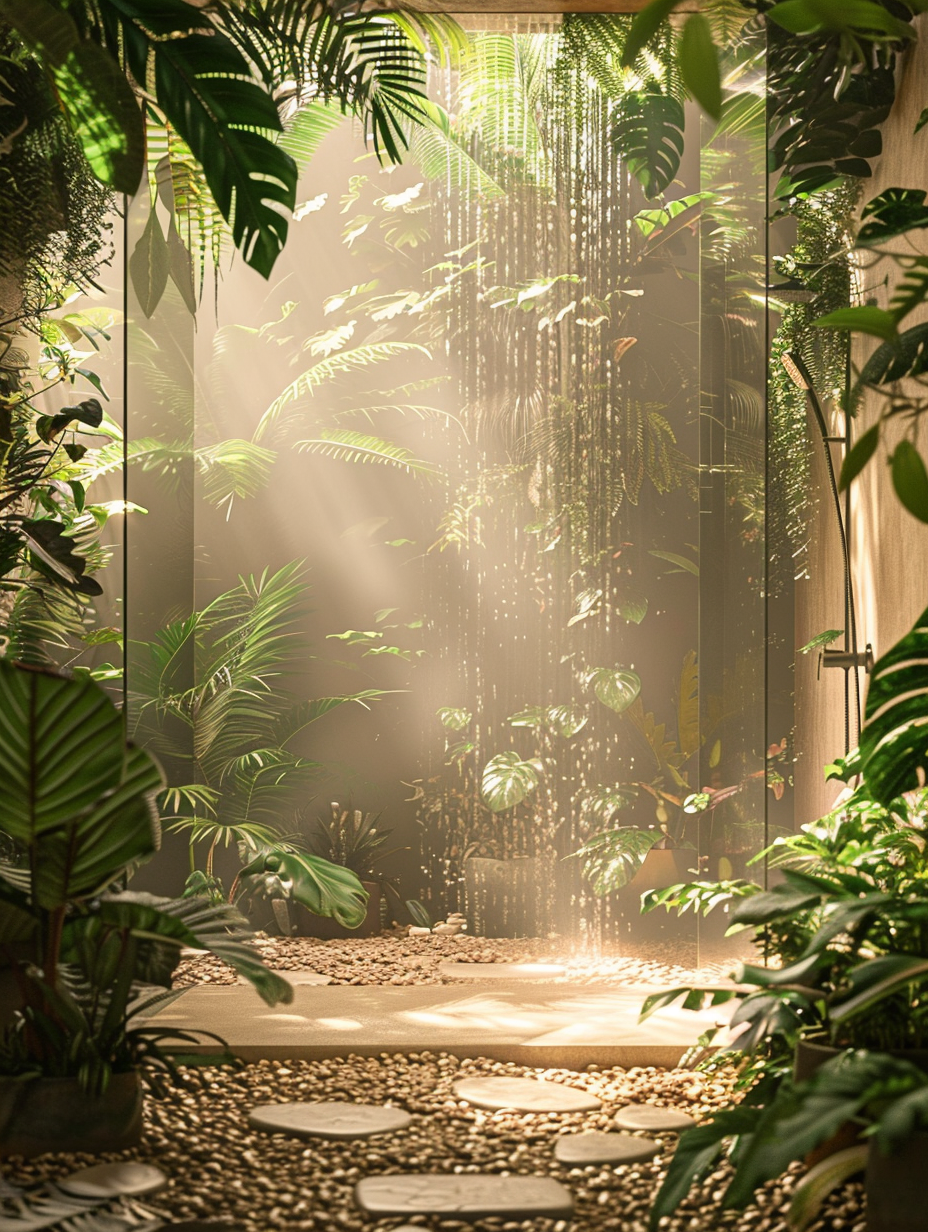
left=255, top=340, right=431, bottom=440
left=297, top=429, right=442, bottom=478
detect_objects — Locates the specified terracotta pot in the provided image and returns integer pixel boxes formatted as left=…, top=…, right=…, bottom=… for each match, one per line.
left=0, top=1071, right=143, bottom=1158
left=866, top=1131, right=928, bottom=1232
left=299, top=880, right=382, bottom=939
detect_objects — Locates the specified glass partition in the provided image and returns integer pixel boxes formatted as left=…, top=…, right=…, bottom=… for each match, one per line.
left=127, top=13, right=772, bottom=969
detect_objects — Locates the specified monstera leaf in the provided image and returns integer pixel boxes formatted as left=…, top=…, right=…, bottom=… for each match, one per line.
left=612, top=89, right=685, bottom=199
left=481, top=751, right=543, bottom=812
left=849, top=604, right=928, bottom=804
left=584, top=667, right=642, bottom=714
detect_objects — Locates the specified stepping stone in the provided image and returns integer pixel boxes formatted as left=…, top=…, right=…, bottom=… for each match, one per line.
left=453, top=1076, right=600, bottom=1113
left=249, top=1101, right=411, bottom=1139
left=614, top=1104, right=697, bottom=1132
left=58, top=1162, right=167, bottom=1199
left=236, top=969, right=332, bottom=986
left=555, top=1130, right=660, bottom=1166
left=355, top=1174, right=573, bottom=1220
left=439, top=961, right=566, bottom=982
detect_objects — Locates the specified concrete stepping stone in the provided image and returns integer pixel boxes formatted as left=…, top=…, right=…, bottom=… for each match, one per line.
left=58, top=1162, right=167, bottom=1198
left=249, top=1101, right=411, bottom=1139
left=355, top=1174, right=574, bottom=1219
left=439, top=961, right=566, bottom=982
left=555, top=1130, right=660, bottom=1165
left=613, top=1103, right=697, bottom=1132
left=453, top=1076, right=600, bottom=1113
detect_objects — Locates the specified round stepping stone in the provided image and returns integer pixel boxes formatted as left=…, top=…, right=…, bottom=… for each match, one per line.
left=453, top=1076, right=600, bottom=1113
left=249, top=1101, right=411, bottom=1139
left=555, top=1130, right=660, bottom=1165
left=440, top=961, right=566, bottom=982
left=614, top=1103, right=697, bottom=1132
left=355, top=1174, right=573, bottom=1219
left=58, top=1162, right=167, bottom=1199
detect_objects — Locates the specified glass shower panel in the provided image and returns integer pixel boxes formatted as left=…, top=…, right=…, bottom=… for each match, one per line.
left=127, top=13, right=772, bottom=964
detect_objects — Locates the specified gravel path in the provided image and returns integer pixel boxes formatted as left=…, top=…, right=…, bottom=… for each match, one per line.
left=3, top=1054, right=864, bottom=1232
left=173, top=934, right=739, bottom=990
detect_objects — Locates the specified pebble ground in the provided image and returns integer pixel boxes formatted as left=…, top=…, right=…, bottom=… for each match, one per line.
left=173, top=933, right=738, bottom=990
left=3, top=1054, right=865, bottom=1232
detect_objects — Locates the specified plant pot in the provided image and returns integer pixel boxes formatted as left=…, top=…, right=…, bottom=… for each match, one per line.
left=866, top=1131, right=928, bottom=1232
left=793, top=1041, right=928, bottom=1167
left=463, top=856, right=556, bottom=938
left=0, top=1071, right=143, bottom=1158
left=299, top=880, right=382, bottom=940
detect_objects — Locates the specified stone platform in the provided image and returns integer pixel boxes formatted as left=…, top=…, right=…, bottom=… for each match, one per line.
left=142, top=979, right=735, bottom=1067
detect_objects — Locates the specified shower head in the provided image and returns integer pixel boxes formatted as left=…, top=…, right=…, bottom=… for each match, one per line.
left=781, top=350, right=813, bottom=391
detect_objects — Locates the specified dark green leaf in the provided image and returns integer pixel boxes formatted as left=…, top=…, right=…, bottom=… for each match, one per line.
left=679, top=14, right=722, bottom=121
left=649, top=1108, right=762, bottom=1230
left=858, top=319, right=928, bottom=387
left=612, top=90, right=685, bottom=200
left=891, top=440, right=928, bottom=522
left=856, top=603, right=928, bottom=803
left=917, top=108, right=928, bottom=135
left=857, top=187, right=928, bottom=246
left=21, top=519, right=103, bottom=595
left=130, top=207, right=170, bottom=319
left=839, top=424, right=879, bottom=489
left=621, top=0, right=685, bottom=67
left=788, top=1147, right=868, bottom=1232
left=239, top=849, right=368, bottom=928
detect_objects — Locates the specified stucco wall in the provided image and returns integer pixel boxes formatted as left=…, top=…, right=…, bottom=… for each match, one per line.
left=794, top=18, right=928, bottom=826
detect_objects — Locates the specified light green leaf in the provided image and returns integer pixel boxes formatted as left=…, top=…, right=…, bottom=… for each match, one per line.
left=815, top=305, right=899, bottom=342
left=585, top=667, right=642, bottom=714
left=130, top=207, right=170, bottom=319
left=481, top=751, right=542, bottom=812
left=839, top=424, right=880, bottom=490
left=437, top=706, right=472, bottom=731
left=798, top=629, right=843, bottom=655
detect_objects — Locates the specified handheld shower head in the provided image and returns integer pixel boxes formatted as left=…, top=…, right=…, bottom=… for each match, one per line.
left=781, top=349, right=813, bottom=392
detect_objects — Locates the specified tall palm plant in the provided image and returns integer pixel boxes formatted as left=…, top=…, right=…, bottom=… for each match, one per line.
left=131, top=561, right=379, bottom=924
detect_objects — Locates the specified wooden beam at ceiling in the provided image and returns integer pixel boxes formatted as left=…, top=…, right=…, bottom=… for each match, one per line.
left=408, top=2, right=655, bottom=10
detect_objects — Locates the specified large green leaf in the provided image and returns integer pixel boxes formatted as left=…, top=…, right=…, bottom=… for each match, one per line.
left=481, top=751, right=543, bottom=813
left=106, top=0, right=298, bottom=279
left=857, top=320, right=928, bottom=388
left=0, top=0, right=144, bottom=193
left=890, top=441, right=928, bottom=522
left=585, top=666, right=642, bottom=714
left=32, top=745, right=163, bottom=910
left=857, top=186, right=928, bottom=248
left=612, top=90, right=685, bottom=200
left=679, top=13, right=721, bottom=121
left=88, top=891, right=293, bottom=1005
left=855, top=604, right=928, bottom=804
left=568, top=827, right=662, bottom=896
left=0, top=660, right=125, bottom=840
left=238, top=849, right=368, bottom=928
left=129, top=206, right=170, bottom=319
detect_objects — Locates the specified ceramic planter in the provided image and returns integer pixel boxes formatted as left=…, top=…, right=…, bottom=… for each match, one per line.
left=0, top=1071, right=143, bottom=1158
left=866, top=1131, right=928, bottom=1232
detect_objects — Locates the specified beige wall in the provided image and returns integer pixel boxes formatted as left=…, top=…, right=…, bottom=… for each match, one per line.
left=794, top=18, right=928, bottom=825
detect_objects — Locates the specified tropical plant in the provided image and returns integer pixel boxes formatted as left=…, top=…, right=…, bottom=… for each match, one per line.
left=0, top=1, right=462, bottom=285
left=637, top=605, right=928, bottom=1226
left=131, top=561, right=378, bottom=928
left=0, top=658, right=292, bottom=1096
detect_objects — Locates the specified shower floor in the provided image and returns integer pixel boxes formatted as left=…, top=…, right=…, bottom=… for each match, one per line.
left=174, top=933, right=741, bottom=991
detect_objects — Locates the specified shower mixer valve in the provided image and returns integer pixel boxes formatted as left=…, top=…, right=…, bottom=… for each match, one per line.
left=817, top=645, right=874, bottom=678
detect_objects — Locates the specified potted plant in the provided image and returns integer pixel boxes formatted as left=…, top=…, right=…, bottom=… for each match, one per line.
left=637, top=603, right=928, bottom=1231
left=283, top=802, right=406, bottom=939
left=0, top=659, right=293, bottom=1157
